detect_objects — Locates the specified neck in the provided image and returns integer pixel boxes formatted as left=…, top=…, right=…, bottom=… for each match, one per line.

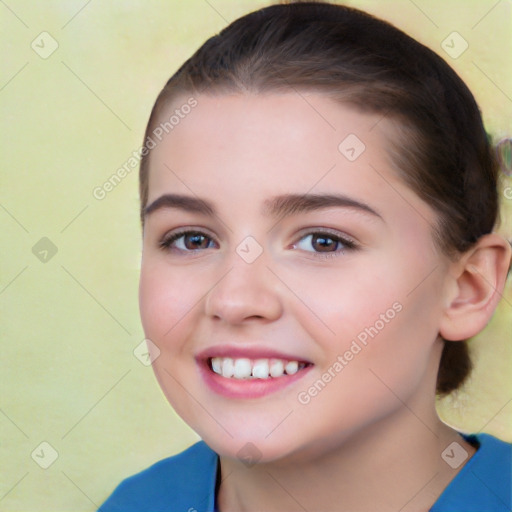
left=217, top=402, right=475, bottom=512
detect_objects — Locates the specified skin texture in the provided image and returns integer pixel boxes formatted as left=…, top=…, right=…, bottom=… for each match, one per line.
left=138, top=93, right=510, bottom=511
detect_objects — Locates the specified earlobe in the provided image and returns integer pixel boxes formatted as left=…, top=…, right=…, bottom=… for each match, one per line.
left=439, top=234, right=511, bottom=341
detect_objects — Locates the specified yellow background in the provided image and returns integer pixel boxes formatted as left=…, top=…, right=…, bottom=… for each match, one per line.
left=1, top=1, right=511, bottom=510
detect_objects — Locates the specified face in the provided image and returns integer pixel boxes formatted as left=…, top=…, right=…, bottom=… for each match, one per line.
left=139, top=93, right=452, bottom=463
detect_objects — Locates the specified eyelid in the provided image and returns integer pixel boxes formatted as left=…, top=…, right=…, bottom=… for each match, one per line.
left=289, top=230, right=357, bottom=261
left=293, top=227, right=357, bottom=246
left=159, top=227, right=218, bottom=251
left=158, top=226, right=359, bottom=257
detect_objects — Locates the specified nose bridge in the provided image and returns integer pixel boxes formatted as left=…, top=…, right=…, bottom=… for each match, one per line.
left=204, top=239, right=282, bottom=323
left=223, top=233, right=269, bottom=283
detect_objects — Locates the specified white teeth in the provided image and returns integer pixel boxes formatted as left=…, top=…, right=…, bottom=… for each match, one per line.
left=211, top=357, right=222, bottom=374
left=221, top=357, right=235, bottom=378
left=269, top=359, right=285, bottom=378
left=284, top=360, right=299, bottom=375
left=233, top=358, right=252, bottom=379
left=210, top=357, right=307, bottom=379
left=252, top=359, right=270, bottom=379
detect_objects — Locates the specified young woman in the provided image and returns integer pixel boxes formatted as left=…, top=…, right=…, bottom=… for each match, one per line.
left=100, top=2, right=511, bottom=510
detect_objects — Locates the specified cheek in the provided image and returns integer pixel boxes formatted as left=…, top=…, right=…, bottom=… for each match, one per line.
left=138, top=262, right=194, bottom=342
left=138, top=262, right=203, bottom=416
left=292, top=251, right=442, bottom=393
left=279, top=258, right=405, bottom=345
left=293, top=310, right=438, bottom=445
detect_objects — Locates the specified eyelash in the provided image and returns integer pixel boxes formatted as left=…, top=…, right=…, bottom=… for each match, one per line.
left=158, top=229, right=357, bottom=259
left=292, top=230, right=357, bottom=259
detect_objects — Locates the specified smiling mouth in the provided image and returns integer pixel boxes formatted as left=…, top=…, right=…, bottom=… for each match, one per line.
left=207, top=356, right=313, bottom=380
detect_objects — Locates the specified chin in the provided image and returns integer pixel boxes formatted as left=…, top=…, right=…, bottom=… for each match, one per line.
left=198, top=429, right=285, bottom=461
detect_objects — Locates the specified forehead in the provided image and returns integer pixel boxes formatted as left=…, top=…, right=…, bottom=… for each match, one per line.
left=146, top=92, right=434, bottom=229
left=158, top=92, right=379, bottom=154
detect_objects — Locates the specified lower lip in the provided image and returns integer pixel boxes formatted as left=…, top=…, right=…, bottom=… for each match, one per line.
left=197, top=359, right=313, bottom=399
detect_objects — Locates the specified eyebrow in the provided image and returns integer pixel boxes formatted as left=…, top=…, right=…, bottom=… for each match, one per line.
left=262, top=193, right=382, bottom=219
left=143, top=193, right=382, bottom=220
left=144, top=194, right=215, bottom=217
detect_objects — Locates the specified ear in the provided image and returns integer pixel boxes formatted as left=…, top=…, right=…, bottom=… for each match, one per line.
left=439, top=233, right=511, bottom=341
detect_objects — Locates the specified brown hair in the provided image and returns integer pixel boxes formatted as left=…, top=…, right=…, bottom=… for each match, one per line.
left=139, top=1, right=502, bottom=395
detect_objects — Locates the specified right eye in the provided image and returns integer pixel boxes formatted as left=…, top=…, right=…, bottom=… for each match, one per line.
left=159, top=230, right=217, bottom=252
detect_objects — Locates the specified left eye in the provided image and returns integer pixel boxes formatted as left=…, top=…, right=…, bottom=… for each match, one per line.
left=293, top=232, right=353, bottom=254
left=159, top=230, right=216, bottom=251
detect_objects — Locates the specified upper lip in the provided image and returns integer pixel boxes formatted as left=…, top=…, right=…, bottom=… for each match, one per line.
left=196, top=345, right=313, bottom=363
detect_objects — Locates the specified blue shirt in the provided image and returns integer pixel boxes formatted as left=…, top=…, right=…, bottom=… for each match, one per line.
left=99, top=433, right=511, bottom=511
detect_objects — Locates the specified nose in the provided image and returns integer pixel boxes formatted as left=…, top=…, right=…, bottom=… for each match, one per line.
left=204, top=250, right=284, bottom=325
